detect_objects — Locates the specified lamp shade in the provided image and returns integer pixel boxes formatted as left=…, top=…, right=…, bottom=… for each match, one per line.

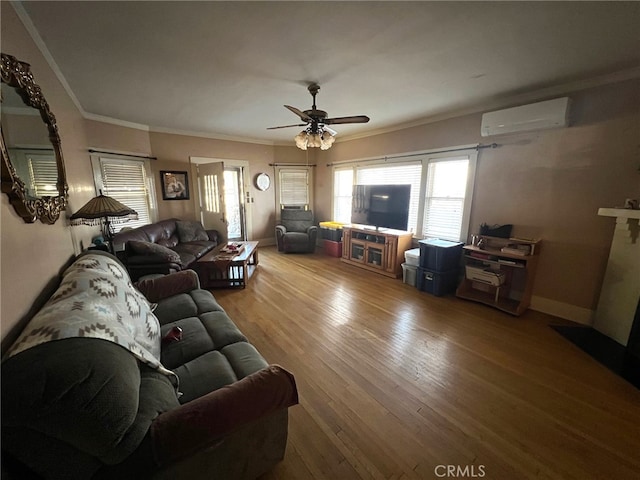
left=295, top=130, right=308, bottom=150
left=69, top=194, right=138, bottom=226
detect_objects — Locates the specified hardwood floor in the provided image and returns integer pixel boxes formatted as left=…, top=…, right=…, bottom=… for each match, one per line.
left=213, top=246, right=640, bottom=480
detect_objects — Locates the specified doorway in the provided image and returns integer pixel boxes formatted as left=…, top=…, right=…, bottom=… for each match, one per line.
left=191, top=157, right=251, bottom=243
left=224, top=166, right=245, bottom=241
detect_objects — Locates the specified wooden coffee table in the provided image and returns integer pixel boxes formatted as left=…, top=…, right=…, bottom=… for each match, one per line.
left=195, top=241, right=259, bottom=289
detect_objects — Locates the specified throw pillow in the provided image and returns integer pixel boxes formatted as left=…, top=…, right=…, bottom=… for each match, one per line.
left=127, top=240, right=181, bottom=264
left=176, top=221, right=209, bottom=243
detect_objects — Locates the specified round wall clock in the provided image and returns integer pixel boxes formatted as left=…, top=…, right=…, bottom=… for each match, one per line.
left=255, top=173, right=271, bottom=191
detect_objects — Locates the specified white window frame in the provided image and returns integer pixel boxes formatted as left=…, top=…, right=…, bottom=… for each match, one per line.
left=331, top=147, right=477, bottom=242
left=90, top=154, right=158, bottom=232
left=417, top=151, right=477, bottom=242
left=275, top=165, right=313, bottom=212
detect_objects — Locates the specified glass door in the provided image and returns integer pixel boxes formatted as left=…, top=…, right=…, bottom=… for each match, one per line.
left=366, top=244, right=384, bottom=269
left=350, top=241, right=366, bottom=263
left=223, top=167, right=246, bottom=241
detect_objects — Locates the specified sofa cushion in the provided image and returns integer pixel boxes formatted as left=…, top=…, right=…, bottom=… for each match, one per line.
left=160, top=317, right=216, bottom=369
left=174, top=351, right=240, bottom=403
left=176, top=220, right=209, bottom=242
left=281, top=210, right=313, bottom=233
left=173, top=242, right=214, bottom=259
left=159, top=311, right=246, bottom=369
left=135, top=270, right=199, bottom=303
left=221, top=342, right=271, bottom=381
left=143, top=220, right=180, bottom=248
left=128, top=240, right=182, bottom=264
left=200, top=311, right=248, bottom=349
left=173, top=342, right=268, bottom=404
left=153, top=289, right=226, bottom=326
left=283, top=232, right=315, bottom=253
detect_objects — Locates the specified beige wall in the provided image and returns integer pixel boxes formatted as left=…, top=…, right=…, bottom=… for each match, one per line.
left=319, top=79, right=640, bottom=321
left=148, top=132, right=305, bottom=240
left=1, top=3, right=94, bottom=345
left=84, top=119, right=152, bottom=155
left=2, top=1, right=638, bottom=346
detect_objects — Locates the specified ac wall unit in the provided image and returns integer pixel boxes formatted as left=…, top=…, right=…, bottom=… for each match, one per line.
left=481, top=97, right=570, bottom=137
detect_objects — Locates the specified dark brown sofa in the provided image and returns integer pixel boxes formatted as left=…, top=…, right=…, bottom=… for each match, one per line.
left=112, top=218, right=220, bottom=281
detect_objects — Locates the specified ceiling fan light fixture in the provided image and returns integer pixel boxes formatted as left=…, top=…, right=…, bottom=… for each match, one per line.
left=294, top=127, right=336, bottom=150
left=320, top=131, right=335, bottom=150
left=295, top=130, right=308, bottom=150
left=308, top=133, right=322, bottom=148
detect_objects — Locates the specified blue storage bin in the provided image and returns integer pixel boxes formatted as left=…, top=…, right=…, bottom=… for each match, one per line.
left=416, top=267, right=459, bottom=296
left=418, top=239, right=463, bottom=272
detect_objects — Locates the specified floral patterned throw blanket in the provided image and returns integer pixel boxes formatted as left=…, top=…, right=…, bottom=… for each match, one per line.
left=6, top=252, right=175, bottom=382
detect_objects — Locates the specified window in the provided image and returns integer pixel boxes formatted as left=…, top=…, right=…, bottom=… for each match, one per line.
left=8, top=149, right=59, bottom=197
left=27, top=153, right=59, bottom=197
left=91, top=155, right=156, bottom=232
left=333, top=169, right=353, bottom=223
left=223, top=168, right=243, bottom=240
left=332, top=149, right=477, bottom=242
left=421, top=157, right=470, bottom=241
left=277, top=167, right=312, bottom=209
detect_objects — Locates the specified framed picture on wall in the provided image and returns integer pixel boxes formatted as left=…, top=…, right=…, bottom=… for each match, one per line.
left=160, top=170, right=190, bottom=200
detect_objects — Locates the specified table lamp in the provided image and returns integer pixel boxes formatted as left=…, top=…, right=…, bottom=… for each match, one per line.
left=69, top=191, right=138, bottom=254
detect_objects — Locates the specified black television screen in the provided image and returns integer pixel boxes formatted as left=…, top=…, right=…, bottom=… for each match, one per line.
left=351, top=184, right=411, bottom=231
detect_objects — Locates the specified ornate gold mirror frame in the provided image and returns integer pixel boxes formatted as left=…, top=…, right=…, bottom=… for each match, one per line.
left=1, top=53, right=68, bottom=224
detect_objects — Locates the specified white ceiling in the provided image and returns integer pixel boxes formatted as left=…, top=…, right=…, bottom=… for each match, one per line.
left=13, top=1, right=640, bottom=145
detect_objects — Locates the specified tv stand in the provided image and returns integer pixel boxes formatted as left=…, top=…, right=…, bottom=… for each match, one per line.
left=341, top=226, right=413, bottom=278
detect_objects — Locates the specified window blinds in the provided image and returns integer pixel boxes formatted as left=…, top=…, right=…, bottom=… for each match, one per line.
left=99, top=159, right=151, bottom=231
left=422, top=159, right=469, bottom=241
left=279, top=169, right=309, bottom=207
left=28, top=155, right=59, bottom=197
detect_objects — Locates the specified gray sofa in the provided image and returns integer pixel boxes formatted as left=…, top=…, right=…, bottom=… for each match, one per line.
left=1, top=251, right=298, bottom=479
left=112, top=218, right=220, bottom=281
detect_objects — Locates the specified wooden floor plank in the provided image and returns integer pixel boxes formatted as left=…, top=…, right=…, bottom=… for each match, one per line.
left=213, top=247, right=640, bottom=480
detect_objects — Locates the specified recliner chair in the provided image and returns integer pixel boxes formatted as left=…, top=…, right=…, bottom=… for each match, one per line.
left=275, top=209, right=318, bottom=253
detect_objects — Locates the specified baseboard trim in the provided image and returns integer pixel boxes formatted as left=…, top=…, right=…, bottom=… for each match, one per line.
left=256, top=237, right=276, bottom=247
left=530, top=296, right=594, bottom=325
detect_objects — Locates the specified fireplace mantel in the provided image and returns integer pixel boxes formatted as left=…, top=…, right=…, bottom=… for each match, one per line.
left=593, top=207, right=640, bottom=346
left=598, top=207, right=640, bottom=221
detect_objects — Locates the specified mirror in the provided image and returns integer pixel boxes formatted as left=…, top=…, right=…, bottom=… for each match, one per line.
left=1, top=53, right=68, bottom=224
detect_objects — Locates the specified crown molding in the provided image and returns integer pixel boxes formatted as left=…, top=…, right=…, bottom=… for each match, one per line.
left=148, top=126, right=275, bottom=146
left=83, top=113, right=150, bottom=131
left=10, top=1, right=86, bottom=116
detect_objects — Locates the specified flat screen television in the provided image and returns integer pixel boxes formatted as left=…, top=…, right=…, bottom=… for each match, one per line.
left=351, top=184, right=411, bottom=231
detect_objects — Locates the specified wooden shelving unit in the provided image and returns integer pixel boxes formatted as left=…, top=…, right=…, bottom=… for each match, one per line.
left=456, top=236, right=541, bottom=316
left=341, top=226, right=413, bottom=278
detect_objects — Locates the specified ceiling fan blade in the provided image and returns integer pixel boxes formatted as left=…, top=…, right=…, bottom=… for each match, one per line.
left=324, top=115, right=370, bottom=125
left=284, top=105, right=313, bottom=122
left=267, top=123, right=307, bottom=130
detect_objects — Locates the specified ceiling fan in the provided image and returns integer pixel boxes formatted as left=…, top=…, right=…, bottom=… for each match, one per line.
left=268, top=83, right=370, bottom=150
